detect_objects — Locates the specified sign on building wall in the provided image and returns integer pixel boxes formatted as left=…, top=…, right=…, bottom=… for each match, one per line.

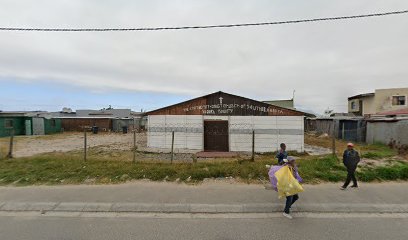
left=148, top=91, right=303, bottom=116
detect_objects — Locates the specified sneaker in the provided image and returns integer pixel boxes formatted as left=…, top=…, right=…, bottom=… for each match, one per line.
left=350, top=185, right=358, bottom=188
left=340, top=186, right=346, bottom=190
left=283, top=213, right=293, bottom=219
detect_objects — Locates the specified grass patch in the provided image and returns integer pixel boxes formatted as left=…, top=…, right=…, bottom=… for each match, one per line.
left=305, top=134, right=398, bottom=159
left=358, top=162, right=408, bottom=182
left=0, top=143, right=8, bottom=160
left=259, top=151, right=309, bottom=157
left=360, top=143, right=397, bottom=159
left=1, top=152, right=407, bottom=186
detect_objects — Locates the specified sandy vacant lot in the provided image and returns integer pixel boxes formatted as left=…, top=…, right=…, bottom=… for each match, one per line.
left=0, top=132, right=331, bottom=158
left=1, top=133, right=146, bottom=158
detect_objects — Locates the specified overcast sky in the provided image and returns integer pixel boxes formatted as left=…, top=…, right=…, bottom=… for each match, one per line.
left=0, top=0, right=407, bottom=114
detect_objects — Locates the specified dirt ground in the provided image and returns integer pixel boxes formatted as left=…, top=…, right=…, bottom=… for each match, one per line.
left=0, top=133, right=146, bottom=158
left=0, top=132, right=333, bottom=158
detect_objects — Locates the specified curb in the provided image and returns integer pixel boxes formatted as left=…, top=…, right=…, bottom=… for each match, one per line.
left=1, top=202, right=408, bottom=214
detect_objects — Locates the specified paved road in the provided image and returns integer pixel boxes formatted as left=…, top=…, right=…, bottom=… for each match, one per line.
left=0, top=213, right=407, bottom=240
left=1, top=182, right=407, bottom=205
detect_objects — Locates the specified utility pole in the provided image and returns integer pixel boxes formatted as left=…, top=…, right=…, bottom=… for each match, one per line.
left=84, top=128, right=87, bottom=161
left=332, top=121, right=336, bottom=157
left=6, top=129, right=14, bottom=159
left=133, top=130, right=136, bottom=163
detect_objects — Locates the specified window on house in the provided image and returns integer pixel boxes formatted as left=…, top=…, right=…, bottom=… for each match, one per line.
left=351, top=101, right=356, bottom=110
left=5, top=119, right=13, bottom=128
left=392, top=96, right=406, bottom=106
left=50, top=119, right=56, bottom=127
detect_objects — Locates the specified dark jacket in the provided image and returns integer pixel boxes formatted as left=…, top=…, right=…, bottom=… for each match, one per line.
left=343, top=149, right=360, bottom=170
left=276, top=150, right=288, bottom=165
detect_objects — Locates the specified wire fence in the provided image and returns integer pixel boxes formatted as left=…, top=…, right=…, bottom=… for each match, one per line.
left=1, top=121, right=305, bottom=162
left=305, top=119, right=367, bottom=143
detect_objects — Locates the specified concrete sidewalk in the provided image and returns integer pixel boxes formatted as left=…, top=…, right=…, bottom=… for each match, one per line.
left=0, top=182, right=407, bottom=214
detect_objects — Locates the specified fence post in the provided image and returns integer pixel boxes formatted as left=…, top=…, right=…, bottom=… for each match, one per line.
left=251, top=130, right=255, bottom=161
left=84, top=128, right=87, bottom=161
left=171, top=131, right=175, bottom=164
left=133, top=130, right=136, bottom=163
left=7, top=129, right=14, bottom=159
left=332, top=121, right=336, bottom=157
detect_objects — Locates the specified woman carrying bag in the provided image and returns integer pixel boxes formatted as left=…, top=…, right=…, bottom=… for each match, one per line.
left=269, top=156, right=303, bottom=219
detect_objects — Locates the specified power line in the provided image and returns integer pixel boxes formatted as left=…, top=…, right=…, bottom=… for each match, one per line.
left=0, top=10, right=407, bottom=32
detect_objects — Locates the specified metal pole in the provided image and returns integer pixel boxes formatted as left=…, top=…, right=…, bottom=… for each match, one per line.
left=84, top=128, right=87, bottom=161
left=171, top=131, right=175, bottom=164
left=7, top=129, right=14, bottom=159
left=251, top=130, right=255, bottom=162
left=133, top=130, right=136, bottom=163
left=342, top=122, right=345, bottom=140
left=332, top=121, right=336, bottom=157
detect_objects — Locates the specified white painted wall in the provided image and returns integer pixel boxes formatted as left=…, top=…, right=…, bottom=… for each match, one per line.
left=147, top=115, right=304, bottom=152
left=229, top=116, right=304, bottom=152
left=148, top=115, right=203, bottom=150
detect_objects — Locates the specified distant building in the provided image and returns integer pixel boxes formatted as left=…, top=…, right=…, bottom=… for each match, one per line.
left=348, top=88, right=408, bottom=116
left=55, top=108, right=144, bottom=132
left=76, top=109, right=131, bottom=118
left=58, top=107, right=133, bottom=132
left=262, top=99, right=295, bottom=110
left=0, top=111, right=61, bottom=137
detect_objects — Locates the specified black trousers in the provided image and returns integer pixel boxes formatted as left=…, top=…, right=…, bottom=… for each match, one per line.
left=343, top=168, right=358, bottom=187
left=284, top=194, right=299, bottom=214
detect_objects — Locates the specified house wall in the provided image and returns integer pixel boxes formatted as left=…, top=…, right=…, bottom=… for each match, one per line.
left=32, top=117, right=45, bottom=135
left=362, top=96, right=376, bottom=115
left=147, top=115, right=203, bottom=150
left=61, top=118, right=112, bottom=131
left=229, top=116, right=304, bottom=152
left=147, top=115, right=304, bottom=152
left=366, top=120, right=408, bottom=146
left=312, top=119, right=337, bottom=136
left=348, top=96, right=375, bottom=115
left=0, top=117, right=26, bottom=137
left=374, top=88, right=408, bottom=113
left=112, top=119, right=139, bottom=132
left=44, top=118, right=62, bottom=134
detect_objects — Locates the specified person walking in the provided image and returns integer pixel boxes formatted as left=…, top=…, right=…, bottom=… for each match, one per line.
left=341, top=143, right=360, bottom=190
left=276, top=143, right=288, bottom=165
left=268, top=156, right=303, bottom=219
left=282, top=157, right=302, bottom=219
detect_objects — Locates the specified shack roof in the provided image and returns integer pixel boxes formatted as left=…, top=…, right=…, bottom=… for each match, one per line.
left=348, top=93, right=375, bottom=100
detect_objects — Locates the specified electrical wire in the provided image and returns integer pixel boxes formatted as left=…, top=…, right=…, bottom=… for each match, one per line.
left=0, top=10, right=407, bottom=32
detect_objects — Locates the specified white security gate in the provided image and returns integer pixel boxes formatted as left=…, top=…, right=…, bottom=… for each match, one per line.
left=32, top=117, right=45, bottom=135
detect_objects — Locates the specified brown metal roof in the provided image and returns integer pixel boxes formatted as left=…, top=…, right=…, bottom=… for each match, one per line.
left=146, top=91, right=306, bottom=116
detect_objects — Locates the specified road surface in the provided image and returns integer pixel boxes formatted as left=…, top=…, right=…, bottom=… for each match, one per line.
left=0, top=213, right=407, bottom=240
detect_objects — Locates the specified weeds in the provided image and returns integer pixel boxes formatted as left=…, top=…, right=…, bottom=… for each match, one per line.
left=0, top=152, right=407, bottom=186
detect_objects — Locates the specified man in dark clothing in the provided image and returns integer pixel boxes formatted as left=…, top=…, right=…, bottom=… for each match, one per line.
left=276, top=143, right=288, bottom=165
left=341, top=143, right=360, bottom=190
